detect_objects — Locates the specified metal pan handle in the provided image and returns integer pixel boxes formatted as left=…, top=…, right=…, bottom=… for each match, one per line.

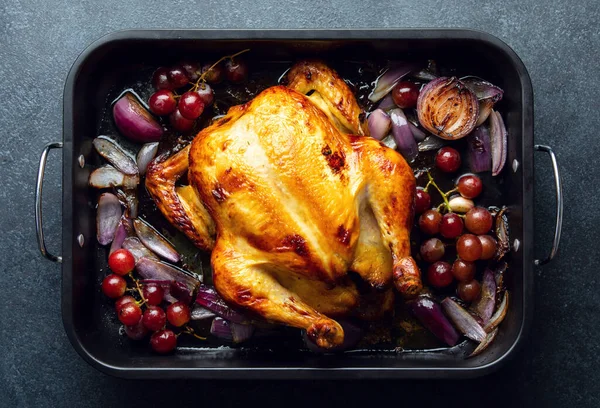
left=534, top=145, right=563, bottom=266
left=36, top=142, right=63, bottom=263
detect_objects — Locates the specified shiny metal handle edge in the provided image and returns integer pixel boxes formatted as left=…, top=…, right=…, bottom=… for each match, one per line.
left=534, top=145, right=563, bottom=266
left=36, top=142, right=63, bottom=263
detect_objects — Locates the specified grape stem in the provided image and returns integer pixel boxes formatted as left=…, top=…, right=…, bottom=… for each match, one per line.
left=129, top=273, right=147, bottom=306
left=181, top=325, right=207, bottom=341
left=425, top=171, right=452, bottom=212
left=191, top=48, right=251, bottom=91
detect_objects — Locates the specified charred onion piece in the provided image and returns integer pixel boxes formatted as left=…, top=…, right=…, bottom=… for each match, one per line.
left=441, top=298, right=487, bottom=342
left=467, top=126, right=492, bottom=173
left=191, top=305, right=217, bottom=321
left=136, top=142, right=159, bottom=176
left=210, top=317, right=255, bottom=343
left=489, top=110, right=508, bottom=176
left=135, top=257, right=200, bottom=298
left=133, top=218, right=180, bottom=263
left=367, top=109, right=392, bottom=141
left=484, top=291, right=509, bottom=333
left=89, top=165, right=140, bottom=189
left=122, top=237, right=159, bottom=263
left=409, top=296, right=460, bottom=346
left=92, top=136, right=139, bottom=175
left=113, top=92, right=163, bottom=143
left=96, top=193, right=122, bottom=245
left=418, top=135, right=447, bottom=152
left=368, top=63, right=418, bottom=102
left=195, top=285, right=249, bottom=324
left=469, top=328, right=499, bottom=357
left=389, top=108, right=418, bottom=162
left=495, top=207, right=510, bottom=260
left=471, top=269, right=496, bottom=324
left=417, top=77, right=479, bottom=140
left=109, top=218, right=128, bottom=255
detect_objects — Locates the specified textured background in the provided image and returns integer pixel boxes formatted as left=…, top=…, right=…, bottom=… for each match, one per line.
left=1, top=0, right=598, bottom=406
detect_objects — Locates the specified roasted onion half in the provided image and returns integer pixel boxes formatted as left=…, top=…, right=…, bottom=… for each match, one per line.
left=417, top=77, right=479, bottom=140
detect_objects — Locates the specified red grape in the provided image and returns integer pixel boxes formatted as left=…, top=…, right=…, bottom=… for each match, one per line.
left=124, top=321, right=149, bottom=340
left=201, top=62, right=224, bottom=84
left=451, top=259, right=476, bottom=282
left=391, top=81, right=420, bottom=109
left=169, top=109, right=195, bottom=132
left=166, top=302, right=190, bottom=327
left=181, top=61, right=200, bottom=81
left=142, top=306, right=167, bottom=332
left=419, top=210, right=442, bottom=235
left=149, top=90, right=177, bottom=116
left=478, top=235, right=498, bottom=260
left=115, top=295, right=136, bottom=312
left=439, top=213, right=464, bottom=239
left=457, top=280, right=481, bottom=302
left=108, top=249, right=135, bottom=276
left=178, top=91, right=205, bottom=120
left=420, top=238, right=445, bottom=263
left=465, top=207, right=493, bottom=235
left=456, top=234, right=483, bottom=261
left=435, top=147, right=461, bottom=173
left=457, top=174, right=483, bottom=199
left=150, top=329, right=177, bottom=353
left=225, top=58, right=248, bottom=83
left=167, top=66, right=190, bottom=89
left=427, top=261, right=453, bottom=288
left=196, top=83, right=214, bottom=106
left=102, top=274, right=127, bottom=299
left=143, top=284, right=164, bottom=306
left=118, top=302, right=142, bottom=326
left=415, top=188, right=431, bottom=214
left=152, top=67, right=172, bottom=90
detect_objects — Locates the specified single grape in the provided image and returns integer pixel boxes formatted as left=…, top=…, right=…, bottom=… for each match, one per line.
left=152, top=67, right=172, bottom=90
left=457, top=174, right=483, bottom=199
left=225, top=58, right=248, bottom=83
left=149, top=89, right=177, bottom=116
left=201, top=62, right=224, bottom=84
left=478, top=235, right=498, bottom=260
left=465, top=207, right=493, bottom=235
left=439, top=213, right=464, bottom=239
left=451, top=259, right=476, bottom=282
left=456, top=234, right=483, bottom=261
left=108, top=249, right=135, bottom=276
left=457, top=280, right=481, bottom=302
left=124, top=321, right=149, bottom=340
left=435, top=147, right=461, bottom=173
left=142, top=306, right=167, bottom=332
left=169, top=109, right=195, bottom=132
left=118, top=302, right=142, bottom=326
left=102, top=274, right=127, bottom=299
left=115, top=295, right=136, bottom=312
left=150, top=329, right=177, bottom=353
left=391, top=81, right=420, bottom=109
left=178, top=91, right=205, bottom=120
left=415, top=188, right=431, bottom=214
left=420, top=238, right=445, bottom=263
left=427, top=261, right=453, bottom=288
left=167, top=66, right=190, bottom=89
left=166, top=302, right=191, bottom=327
left=419, top=210, right=442, bottom=235
left=143, top=283, right=164, bottom=306
left=181, top=61, right=200, bottom=81
left=196, top=83, right=214, bottom=106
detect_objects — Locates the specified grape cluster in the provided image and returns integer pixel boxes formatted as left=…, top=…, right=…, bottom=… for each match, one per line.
left=414, top=149, right=498, bottom=303
left=101, top=249, right=194, bottom=353
left=147, top=50, right=249, bottom=132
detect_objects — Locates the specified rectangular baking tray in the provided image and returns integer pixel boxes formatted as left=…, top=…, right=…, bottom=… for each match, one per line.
left=59, top=29, right=534, bottom=379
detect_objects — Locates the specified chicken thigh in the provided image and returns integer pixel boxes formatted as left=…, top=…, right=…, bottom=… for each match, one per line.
left=146, top=61, right=421, bottom=348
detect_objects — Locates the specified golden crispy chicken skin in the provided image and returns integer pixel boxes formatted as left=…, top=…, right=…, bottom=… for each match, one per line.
left=146, top=61, right=421, bottom=348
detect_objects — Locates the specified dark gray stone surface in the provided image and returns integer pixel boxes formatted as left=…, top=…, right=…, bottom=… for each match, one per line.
left=1, top=0, right=598, bottom=406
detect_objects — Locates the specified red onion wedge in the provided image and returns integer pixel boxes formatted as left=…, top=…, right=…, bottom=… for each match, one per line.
left=376, top=93, right=397, bottom=111
left=469, top=328, right=499, bottom=358
left=195, top=285, right=249, bottom=324
left=489, top=110, right=508, bottom=176
left=116, top=188, right=139, bottom=220
left=368, top=63, right=418, bottom=102
left=409, top=296, right=460, bottom=347
left=467, top=126, right=492, bottom=173
left=133, top=218, right=180, bottom=263
left=113, top=92, right=163, bottom=143
left=136, top=142, right=159, bottom=176
left=495, top=207, right=510, bottom=260
left=471, top=269, right=496, bottom=324
left=389, top=108, right=418, bottom=162
left=303, top=319, right=362, bottom=352
left=135, top=257, right=200, bottom=298
left=408, top=122, right=427, bottom=142
left=191, top=305, right=216, bottom=321
left=461, top=76, right=504, bottom=102
left=418, top=135, right=447, bottom=152
left=367, top=109, right=392, bottom=141
left=89, top=165, right=140, bottom=189
left=122, top=237, right=159, bottom=263
left=484, top=291, right=509, bottom=333
left=109, top=218, right=128, bottom=255
left=417, top=77, right=479, bottom=140
left=441, top=298, right=486, bottom=342
left=210, top=317, right=254, bottom=343
left=92, top=136, right=138, bottom=176
left=96, top=193, right=122, bottom=245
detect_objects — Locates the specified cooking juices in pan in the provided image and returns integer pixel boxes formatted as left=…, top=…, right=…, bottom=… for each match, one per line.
left=91, top=53, right=511, bottom=355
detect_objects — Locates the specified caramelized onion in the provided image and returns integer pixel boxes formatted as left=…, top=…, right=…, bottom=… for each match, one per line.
left=417, top=77, right=479, bottom=140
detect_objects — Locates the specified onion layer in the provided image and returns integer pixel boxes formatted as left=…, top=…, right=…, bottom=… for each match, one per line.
left=113, top=92, right=163, bottom=143
left=136, top=142, right=159, bottom=176
left=441, top=298, right=486, bottom=342
left=409, top=296, right=460, bottom=347
left=417, top=77, right=479, bottom=140
left=89, top=165, right=139, bottom=189
left=466, top=126, right=492, bottom=173
left=367, top=109, right=392, bottom=141
left=368, top=63, right=418, bottom=102
left=133, top=218, right=180, bottom=263
left=489, top=110, right=508, bottom=176
left=471, top=269, right=496, bottom=324
left=96, top=193, right=122, bottom=245
left=389, top=108, right=418, bottom=162
left=92, top=136, right=138, bottom=175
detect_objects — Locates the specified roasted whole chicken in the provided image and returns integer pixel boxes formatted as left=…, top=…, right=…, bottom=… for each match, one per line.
left=146, top=61, right=421, bottom=348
